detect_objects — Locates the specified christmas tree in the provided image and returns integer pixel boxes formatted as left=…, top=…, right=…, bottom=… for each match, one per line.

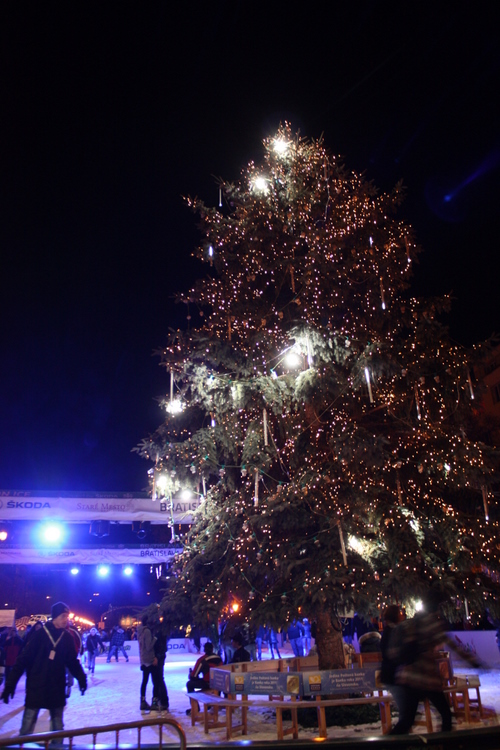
left=136, top=125, right=499, bottom=669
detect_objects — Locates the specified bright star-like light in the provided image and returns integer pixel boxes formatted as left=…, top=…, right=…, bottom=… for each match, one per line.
left=252, top=176, right=268, bottom=193
left=273, top=139, right=289, bottom=156
left=166, top=399, right=184, bottom=415
left=285, top=351, right=302, bottom=369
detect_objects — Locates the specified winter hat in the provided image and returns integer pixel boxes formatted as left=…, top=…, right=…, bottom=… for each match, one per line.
left=51, top=601, right=70, bottom=619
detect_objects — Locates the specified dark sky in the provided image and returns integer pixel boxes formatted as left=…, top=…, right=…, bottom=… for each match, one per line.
left=1, top=2, right=499, bottom=493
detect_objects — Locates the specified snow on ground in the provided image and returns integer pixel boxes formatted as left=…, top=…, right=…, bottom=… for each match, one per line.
left=1, top=645, right=499, bottom=746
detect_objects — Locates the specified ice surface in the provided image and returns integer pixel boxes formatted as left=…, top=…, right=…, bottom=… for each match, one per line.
left=1, top=646, right=499, bottom=744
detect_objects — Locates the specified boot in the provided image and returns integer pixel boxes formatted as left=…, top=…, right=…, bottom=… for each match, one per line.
left=140, top=699, right=151, bottom=711
left=151, top=698, right=160, bottom=711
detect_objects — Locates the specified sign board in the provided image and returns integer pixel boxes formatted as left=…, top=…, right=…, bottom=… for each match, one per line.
left=0, top=491, right=201, bottom=524
left=0, top=546, right=183, bottom=565
left=210, top=668, right=303, bottom=696
left=210, top=668, right=232, bottom=694
left=302, top=668, right=379, bottom=696
left=447, top=630, right=500, bottom=669
left=0, top=609, right=16, bottom=628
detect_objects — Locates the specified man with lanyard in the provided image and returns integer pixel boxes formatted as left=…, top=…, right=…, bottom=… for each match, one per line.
left=1, top=602, right=87, bottom=736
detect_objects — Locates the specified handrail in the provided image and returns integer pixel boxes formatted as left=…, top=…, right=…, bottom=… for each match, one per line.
left=0, top=715, right=186, bottom=750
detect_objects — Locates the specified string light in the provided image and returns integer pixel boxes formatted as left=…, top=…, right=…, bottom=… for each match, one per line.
left=138, top=123, right=499, bottom=640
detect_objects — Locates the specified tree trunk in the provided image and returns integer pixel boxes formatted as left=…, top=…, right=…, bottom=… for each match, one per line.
left=314, top=609, right=345, bottom=671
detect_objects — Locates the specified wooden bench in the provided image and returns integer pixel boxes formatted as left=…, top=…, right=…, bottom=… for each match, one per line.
left=187, top=690, right=394, bottom=740
left=418, top=676, right=483, bottom=732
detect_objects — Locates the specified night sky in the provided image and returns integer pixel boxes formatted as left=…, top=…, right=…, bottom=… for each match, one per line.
left=1, top=2, right=499, bottom=494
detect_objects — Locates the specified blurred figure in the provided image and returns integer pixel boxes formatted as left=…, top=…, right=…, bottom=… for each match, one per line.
left=230, top=633, right=250, bottom=663
left=255, top=625, right=267, bottom=660
left=389, top=592, right=453, bottom=734
left=380, top=605, right=405, bottom=719
left=302, top=618, right=312, bottom=655
left=287, top=620, right=305, bottom=657
left=3, top=628, right=24, bottom=686
left=268, top=627, right=281, bottom=659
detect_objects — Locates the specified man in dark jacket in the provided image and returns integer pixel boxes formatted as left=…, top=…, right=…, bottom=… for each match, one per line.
left=0, top=602, right=87, bottom=736
left=107, top=625, right=129, bottom=662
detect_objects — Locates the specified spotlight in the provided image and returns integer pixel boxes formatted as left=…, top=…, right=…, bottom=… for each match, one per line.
left=97, top=565, right=109, bottom=577
left=70, top=568, right=79, bottom=575
left=132, top=522, right=149, bottom=540
left=123, top=566, right=133, bottom=576
left=0, top=527, right=8, bottom=542
left=90, top=521, right=110, bottom=538
left=39, top=522, right=64, bottom=544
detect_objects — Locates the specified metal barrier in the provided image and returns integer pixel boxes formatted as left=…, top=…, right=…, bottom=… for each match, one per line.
left=0, top=716, right=186, bottom=750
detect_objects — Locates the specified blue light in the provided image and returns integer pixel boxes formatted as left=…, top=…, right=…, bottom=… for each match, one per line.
left=39, top=522, right=64, bottom=544
left=70, top=567, right=79, bottom=575
left=123, top=566, right=133, bottom=576
left=97, top=565, right=109, bottom=577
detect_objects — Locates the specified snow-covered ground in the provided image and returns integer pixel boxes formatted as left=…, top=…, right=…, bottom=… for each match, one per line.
left=1, top=646, right=499, bottom=746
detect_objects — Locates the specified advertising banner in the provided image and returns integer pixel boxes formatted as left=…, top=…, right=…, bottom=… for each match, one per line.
left=302, top=667, right=379, bottom=696
left=447, top=630, right=500, bottom=669
left=0, top=491, right=201, bottom=524
left=210, top=668, right=232, bottom=694
left=0, top=546, right=183, bottom=565
left=209, top=670, right=303, bottom=696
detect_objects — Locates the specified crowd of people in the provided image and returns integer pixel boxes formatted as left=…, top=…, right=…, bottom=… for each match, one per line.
left=0, top=596, right=495, bottom=738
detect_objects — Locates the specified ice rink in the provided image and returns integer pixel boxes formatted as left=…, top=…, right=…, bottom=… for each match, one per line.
left=1, top=647, right=499, bottom=745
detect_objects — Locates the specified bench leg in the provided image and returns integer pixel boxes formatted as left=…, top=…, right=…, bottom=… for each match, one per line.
left=317, top=705, right=327, bottom=739
left=275, top=707, right=284, bottom=741
left=423, top=698, right=434, bottom=733
left=379, top=700, right=392, bottom=734
left=189, top=698, right=200, bottom=727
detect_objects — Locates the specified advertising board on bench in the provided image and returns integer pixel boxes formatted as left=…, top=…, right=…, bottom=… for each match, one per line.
left=302, top=668, right=379, bottom=696
left=210, top=668, right=303, bottom=696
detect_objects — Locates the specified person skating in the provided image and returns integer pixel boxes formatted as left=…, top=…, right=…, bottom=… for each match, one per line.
left=137, top=615, right=158, bottom=712
left=85, top=627, right=104, bottom=675
left=0, top=602, right=87, bottom=736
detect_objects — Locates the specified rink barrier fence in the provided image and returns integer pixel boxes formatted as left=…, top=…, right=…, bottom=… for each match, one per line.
left=0, top=716, right=186, bottom=750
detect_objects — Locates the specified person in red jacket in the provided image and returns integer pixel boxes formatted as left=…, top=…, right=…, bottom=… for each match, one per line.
left=185, top=641, right=222, bottom=715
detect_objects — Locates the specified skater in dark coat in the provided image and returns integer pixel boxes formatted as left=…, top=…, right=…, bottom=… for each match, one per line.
left=0, top=602, right=87, bottom=736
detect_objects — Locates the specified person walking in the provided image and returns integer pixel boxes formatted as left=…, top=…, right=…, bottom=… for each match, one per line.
left=388, top=591, right=470, bottom=735
left=380, top=605, right=406, bottom=722
left=0, top=602, right=87, bottom=736
left=137, top=615, right=158, bottom=712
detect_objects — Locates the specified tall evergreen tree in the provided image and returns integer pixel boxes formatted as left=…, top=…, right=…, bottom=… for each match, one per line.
left=136, top=125, right=499, bottom=669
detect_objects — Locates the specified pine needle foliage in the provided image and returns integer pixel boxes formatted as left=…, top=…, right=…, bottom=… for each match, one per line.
left=136, top=125, right=499, bottom=650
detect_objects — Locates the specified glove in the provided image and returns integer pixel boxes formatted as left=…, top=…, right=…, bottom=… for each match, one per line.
left=78, top=675, right=87, bottom=695
left=1, top=687, right=14, bottom=704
